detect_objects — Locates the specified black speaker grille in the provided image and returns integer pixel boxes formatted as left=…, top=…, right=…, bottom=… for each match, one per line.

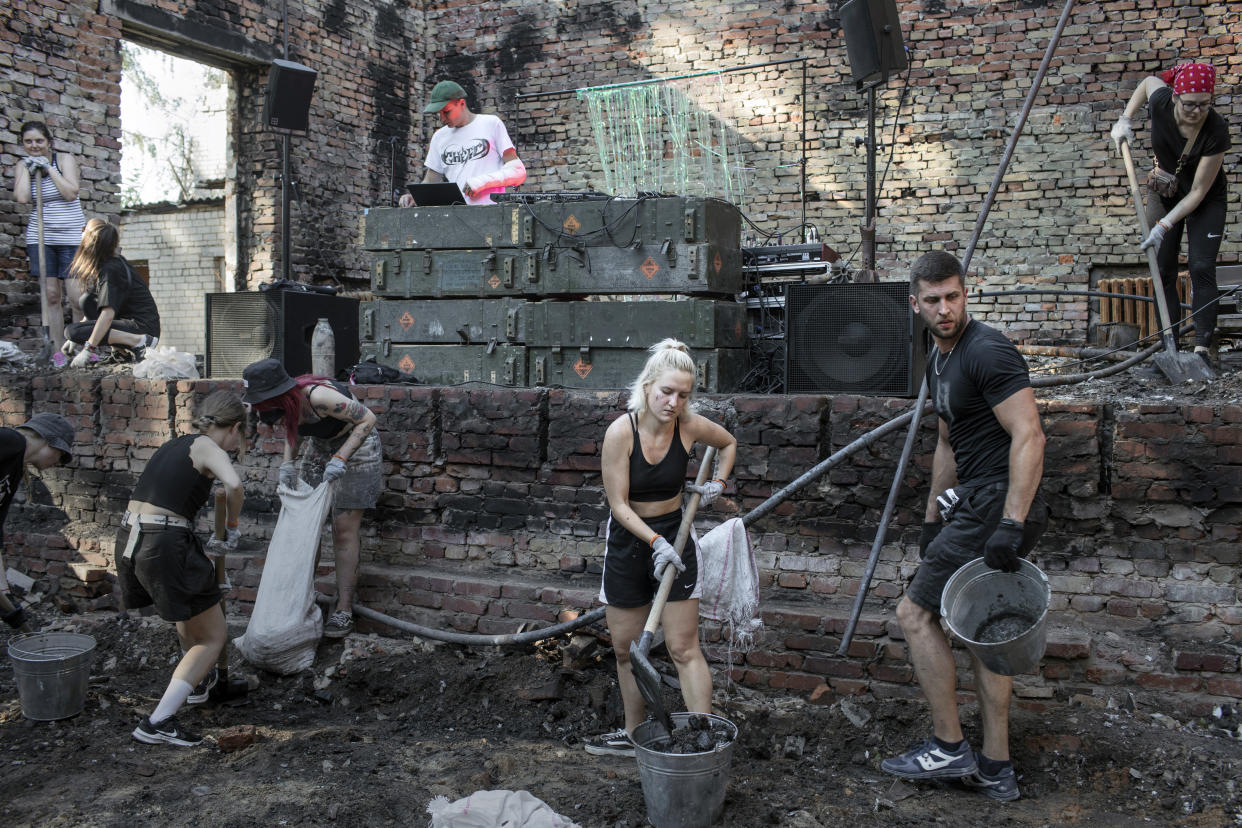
left=206, top=293, right=281, bottom=378
left=785, top=282, right=925, bottom=396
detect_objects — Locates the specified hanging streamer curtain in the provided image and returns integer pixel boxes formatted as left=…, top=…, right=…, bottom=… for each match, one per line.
left=577, top=73, right=750, bottom=204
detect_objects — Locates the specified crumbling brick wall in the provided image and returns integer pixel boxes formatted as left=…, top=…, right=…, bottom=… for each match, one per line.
left=4, top=1, right=1238, bottom=345
left=2, top=375, right=1237, bottom=711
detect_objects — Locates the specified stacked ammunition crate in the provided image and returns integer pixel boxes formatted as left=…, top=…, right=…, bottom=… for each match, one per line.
left=359, top=196, right=748, bottom=390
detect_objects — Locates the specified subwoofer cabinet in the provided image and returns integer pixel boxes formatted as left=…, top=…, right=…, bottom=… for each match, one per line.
left=205, top=290, right=359, bottom=378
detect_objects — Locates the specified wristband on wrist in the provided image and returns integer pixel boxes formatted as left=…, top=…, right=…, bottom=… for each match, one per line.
left=711, top=478, right=726, bottom=486
left=85, top=342, right=97, bottom=352
left=999, top=518, right=1024, bottom=529
left=1157, top=219, right=1171, bottom=231
left=332, top=453, right=346, bottom=462
left=649, top=533, right=662, bottom=548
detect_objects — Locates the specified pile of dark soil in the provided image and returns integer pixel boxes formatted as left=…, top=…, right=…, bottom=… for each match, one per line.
left=1, top=611, right=1239, bottom=827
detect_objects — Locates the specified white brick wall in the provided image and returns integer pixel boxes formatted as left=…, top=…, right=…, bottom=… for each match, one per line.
left=118, top=202, right=226, bottom=356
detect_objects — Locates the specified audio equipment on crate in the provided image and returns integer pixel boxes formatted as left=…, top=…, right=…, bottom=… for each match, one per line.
left=840, top=0, right=907, bottom=86
left=205, top=290, right=358, bottom=378
left=785, top=282, right=926, bottom=396
left=263, top=59, right=317, bottom=132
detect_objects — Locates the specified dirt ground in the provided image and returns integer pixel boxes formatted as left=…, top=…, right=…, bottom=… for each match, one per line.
left=1, top=609, right=1240, bottom=828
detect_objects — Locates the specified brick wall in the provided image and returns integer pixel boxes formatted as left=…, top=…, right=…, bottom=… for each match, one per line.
left=4, top=1, right=1239, bottom=346
left=118, top=201, right=225, bottom=355
left=2, top=376, right=1238, bottom=711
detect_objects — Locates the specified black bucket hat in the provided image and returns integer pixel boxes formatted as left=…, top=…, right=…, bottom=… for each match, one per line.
left=20, top=412, right=73, bottom=464
left=241, top=359, right=297, bottom=405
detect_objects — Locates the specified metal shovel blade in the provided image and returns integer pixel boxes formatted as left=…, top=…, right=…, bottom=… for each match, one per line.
left=1152, top=349, right=1214, bottom=384
left=629, top=631, right=673, bottom=736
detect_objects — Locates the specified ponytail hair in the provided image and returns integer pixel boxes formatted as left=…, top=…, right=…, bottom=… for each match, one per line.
left=192, top=389, right=247, bottom=433
left=626, top=339, right=696, bottom=416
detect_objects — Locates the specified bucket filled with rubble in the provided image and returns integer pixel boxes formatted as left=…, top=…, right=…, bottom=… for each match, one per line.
left=632, top=712, right=738, bottom=827
left=7, top=632, right=97, bottom=721
left=942, top=557, right=1050, bottom=676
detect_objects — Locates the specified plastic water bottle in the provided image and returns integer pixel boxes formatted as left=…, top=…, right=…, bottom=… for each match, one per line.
left=311, top=317, right=335, bottom=377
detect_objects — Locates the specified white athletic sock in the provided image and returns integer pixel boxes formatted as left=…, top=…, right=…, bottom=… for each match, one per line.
left=149, top=678, right=194, bottom=725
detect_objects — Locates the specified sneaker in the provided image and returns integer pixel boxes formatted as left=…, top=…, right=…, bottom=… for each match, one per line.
left=132, top=715, right=202, bottom=747
left=583, top=728, right=635, bottom=757
left=132, top=335, right=158, bottom=362
left=323, top=610, right=354, bottom=639
left=963, top=755, right=1020, bottom=801
left=186, top=667, right=218, bottom=705
left=881, top=737, right=978, bottom=780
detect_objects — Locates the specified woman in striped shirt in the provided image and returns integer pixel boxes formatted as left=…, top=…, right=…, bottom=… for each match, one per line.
left=11, top=121, right=86, bottom=353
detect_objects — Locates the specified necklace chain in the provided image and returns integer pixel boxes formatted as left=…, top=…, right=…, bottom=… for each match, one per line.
left=934, top=346, right=955, bottom=376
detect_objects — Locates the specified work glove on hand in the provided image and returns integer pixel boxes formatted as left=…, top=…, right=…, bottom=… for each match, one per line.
left=686, top=479, right=725, bottom=508
left=278, top=460, right=298, bottom=489
left=70, top=347, right=93, bottom=369
left=60, top=340, right=79, bottom=356
left=1109, top=115, right=1134, bottom=152
left=919, top=521, right=943, bottom=558
left=24, top=156, right=50, bottom=175
left=651, top=536, right=686, bottom=581
left=2, top=594, right=26, bottom=629
left=322, top=457, right=348, bottom=484
left=1141, top=220, right=1168, bottom=252
left=983, top=519, right=1025, bottom=572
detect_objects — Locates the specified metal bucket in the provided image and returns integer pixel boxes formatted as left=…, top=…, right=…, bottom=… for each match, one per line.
left=7, top=632, right=97, bottom=721
left=632, top=712, right=737, bottom=828
left=941, top=558, right=1049, bottom=677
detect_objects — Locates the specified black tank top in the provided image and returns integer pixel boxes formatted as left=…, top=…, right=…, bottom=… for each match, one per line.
left=299, top=380, right=355, bottom=440
left=131, top=434, right=214, bottom=519
left=627, top=414, right=690, bottom=502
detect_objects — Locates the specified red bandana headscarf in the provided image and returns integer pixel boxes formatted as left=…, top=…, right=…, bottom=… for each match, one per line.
left=1161, top=62, right=1216, bottom=95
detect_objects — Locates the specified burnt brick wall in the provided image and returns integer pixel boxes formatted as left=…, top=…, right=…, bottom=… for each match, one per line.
left=2, top=376, right=1238, bottom=710
left=4, top=1, right=1239, bottom=344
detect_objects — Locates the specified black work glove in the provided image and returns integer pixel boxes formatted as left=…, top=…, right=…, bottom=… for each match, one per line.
left=983, top=519, right=1025, bottom=572
left=919, top=521, right=942, bottom=557
left=2, top=594, right=26, bottom=629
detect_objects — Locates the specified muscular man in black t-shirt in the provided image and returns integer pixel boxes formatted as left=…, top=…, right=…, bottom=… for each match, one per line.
left=880, top=251, right=1047, bottom=802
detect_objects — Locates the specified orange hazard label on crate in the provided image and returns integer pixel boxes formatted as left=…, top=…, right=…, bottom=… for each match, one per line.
left=734, top=321, right=743, bottom=339
left=713, top=251, right=723, bottom=274
left=398, top=355, right=416, bottom=374
left=488, top=274, right=502, bottom=289
left=641, top=257, right=660, bottom=279
left=573, top=358, right=592, bottom=378
left=399, top=312, right=415, bottom=330
left=563, top=214, right=581, bottom=234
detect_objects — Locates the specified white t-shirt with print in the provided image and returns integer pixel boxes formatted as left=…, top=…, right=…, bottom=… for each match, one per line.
left=424, top=114, right=517, bottom=206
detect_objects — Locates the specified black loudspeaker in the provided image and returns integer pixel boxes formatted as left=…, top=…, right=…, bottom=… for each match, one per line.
left=840, top=0, right=907, bottom=85
left=206, top=290, right=359, bottom=378
left=785, top=282, right=926, bottom=396
left=263, top=59, right=317, bottom=131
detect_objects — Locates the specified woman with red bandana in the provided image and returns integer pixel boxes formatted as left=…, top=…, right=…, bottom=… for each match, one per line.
left=1111, top=62, right=1231, bottom=370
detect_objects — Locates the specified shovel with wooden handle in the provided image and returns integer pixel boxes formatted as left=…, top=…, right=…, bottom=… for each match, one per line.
left=628, top=445, right=717, bottom=736
left=208, top=491, right=250, bottom=703
left=1117, top=138, right=1214, bottom=383
left=33, top=168, right=55, bottom=365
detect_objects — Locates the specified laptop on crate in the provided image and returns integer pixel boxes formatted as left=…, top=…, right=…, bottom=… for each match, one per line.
left=405, top=182, right=467, bottom=207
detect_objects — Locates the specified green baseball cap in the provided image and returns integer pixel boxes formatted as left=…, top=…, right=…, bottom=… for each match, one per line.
left=424, top=80, right=466, bottom=114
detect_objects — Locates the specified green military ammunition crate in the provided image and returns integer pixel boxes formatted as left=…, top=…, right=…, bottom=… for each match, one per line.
left=369, top=244, right=741, bottom=298
left=362, top=196, right=741, bottom=253
left=523, top=299, right=745, bottom=349
left=358, top=343, right=527, bottom=387
left=360, top=298, right=525, bottom=345
left=528, top=346, right=748, bottom=392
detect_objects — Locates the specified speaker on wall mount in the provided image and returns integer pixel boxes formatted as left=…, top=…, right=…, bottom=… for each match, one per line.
left=263, top=59, right=317, bottom=131
left=785, top=282, right=926, bottom=396
left=840, top=0, right=908, bottom=86
left=206, top=290, right=359, bottom=378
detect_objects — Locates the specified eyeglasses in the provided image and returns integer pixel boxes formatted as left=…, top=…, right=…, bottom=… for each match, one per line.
left=1178, top=99, right=1211, bottom=112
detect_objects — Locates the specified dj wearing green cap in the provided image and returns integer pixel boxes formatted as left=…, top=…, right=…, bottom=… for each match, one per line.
left=398, top=79, right=526, bottom=207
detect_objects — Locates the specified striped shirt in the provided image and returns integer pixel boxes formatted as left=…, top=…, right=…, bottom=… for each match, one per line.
left=25, top=156, right=85, bottom=247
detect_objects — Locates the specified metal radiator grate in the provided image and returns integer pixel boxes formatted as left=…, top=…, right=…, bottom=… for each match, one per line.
left=1097, top=274, right=1189, bottom=342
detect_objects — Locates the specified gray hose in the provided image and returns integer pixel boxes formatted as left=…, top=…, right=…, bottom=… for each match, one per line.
left=351, top=601, right=607, bottom=646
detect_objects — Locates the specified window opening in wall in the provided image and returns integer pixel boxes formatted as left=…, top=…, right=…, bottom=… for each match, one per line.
left=120, top=42, right=228, bottom=207
left=128, top=259, right=150, bottom=285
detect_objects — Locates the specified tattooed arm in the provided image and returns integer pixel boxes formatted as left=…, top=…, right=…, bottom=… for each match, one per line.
left=308, top=385, right=377, bottom=461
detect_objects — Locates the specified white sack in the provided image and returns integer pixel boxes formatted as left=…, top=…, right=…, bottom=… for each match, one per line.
left=234, top=479, right=331, bottom=674
left=132, top=345, right=199, bottom=380
left=697, top=517, right=762, bottom=648
left=427, top=790, right=580, bottom=828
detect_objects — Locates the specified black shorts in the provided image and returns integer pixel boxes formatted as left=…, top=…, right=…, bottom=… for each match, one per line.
left=599, top=508, right=700, bottom=609
left=115, top=526, right=220, bottom=622
left=906, top=482, right=1048, bottom=614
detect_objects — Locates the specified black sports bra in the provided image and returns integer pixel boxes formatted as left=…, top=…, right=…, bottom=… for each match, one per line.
left=627, top=414, right=689, bottom=502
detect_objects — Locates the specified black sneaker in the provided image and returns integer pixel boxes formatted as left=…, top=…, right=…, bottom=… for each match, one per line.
left=881, top=736, right=978, bottom=780
left=131, top=335, right=158, bottom=362
left=323, top=610, right=354, bottom=639
left=583, top=728, right=635, bottom=757
left=963, top=754, right=1020, bottom=801
left=132, top=715, right=202, bottom=747
left=186, top=668, right=218, bottom=705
